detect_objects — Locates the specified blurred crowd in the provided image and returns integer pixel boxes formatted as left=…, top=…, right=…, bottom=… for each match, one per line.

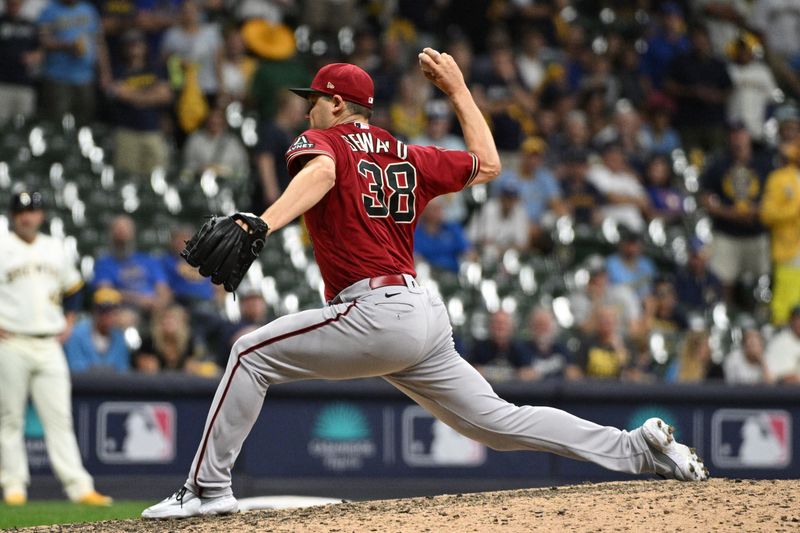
left=2, top=0, right=800, bottom=385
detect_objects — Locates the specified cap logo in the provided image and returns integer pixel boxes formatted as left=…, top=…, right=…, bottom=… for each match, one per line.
left=368, top=97, right=373, bottom=104
left=327, top=82, right=335, bottom=89
left=20, top=193, right=30, bottom=206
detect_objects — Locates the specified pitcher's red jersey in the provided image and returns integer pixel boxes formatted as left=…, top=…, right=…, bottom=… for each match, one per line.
left=285, top=121, right=479, bottom=300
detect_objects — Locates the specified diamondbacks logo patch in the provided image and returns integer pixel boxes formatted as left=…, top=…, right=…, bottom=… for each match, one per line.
left=289, top=135, right=315, bottom=151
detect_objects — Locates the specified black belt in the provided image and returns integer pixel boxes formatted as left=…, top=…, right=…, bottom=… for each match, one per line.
left=13, top=332, right=55, bottom=339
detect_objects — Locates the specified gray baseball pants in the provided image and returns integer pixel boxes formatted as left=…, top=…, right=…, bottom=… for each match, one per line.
left=187, top=275, right=657, bottom=496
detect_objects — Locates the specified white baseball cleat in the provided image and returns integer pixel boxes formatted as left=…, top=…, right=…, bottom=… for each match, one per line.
left=141, top=486, right=239, bottom=519
left=642, top=418, right=709, bottom=481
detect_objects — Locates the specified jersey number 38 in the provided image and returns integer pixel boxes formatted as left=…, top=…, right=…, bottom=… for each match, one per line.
left=358, top=159, right=417, bottom=223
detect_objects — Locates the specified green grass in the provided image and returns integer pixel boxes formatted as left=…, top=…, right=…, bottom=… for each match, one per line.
left=0, top=500, right=151, bottom=529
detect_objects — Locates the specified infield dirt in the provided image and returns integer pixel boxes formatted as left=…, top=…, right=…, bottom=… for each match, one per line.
left=17, top=479, right=800, bottom=532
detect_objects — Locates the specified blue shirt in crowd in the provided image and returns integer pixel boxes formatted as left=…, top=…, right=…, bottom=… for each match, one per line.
left=93, top=252, right=167, bottom=296
left=64, top=318, right=130, bottom=373
left=606, top=253, right=658, bottom=298
left=495, top=167, right=561, bottom=223
left=38, top=1, right=99, bottom=84
left=161, top=253, right=214, bottom=302
left=414, top=222, right=470, bottom=273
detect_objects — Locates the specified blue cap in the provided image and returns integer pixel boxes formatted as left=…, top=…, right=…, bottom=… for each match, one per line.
left=689, top=236, right=705, bottom=253
left=499, top=181, right=519, bottom=196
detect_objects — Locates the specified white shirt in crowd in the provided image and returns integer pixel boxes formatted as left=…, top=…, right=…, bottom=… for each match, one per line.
left=587, top=163, right=647, bottom=232
left=468, top=198, right=529, bottom=251
left=723, top=348, right=767, bottom=384
left=727, top=61, right=778, bottom=141
left=764, top=328, right=800, bottom=382
left=752, top=0, right=800, bottom=60
left=0, top=232, right=82, bottom=336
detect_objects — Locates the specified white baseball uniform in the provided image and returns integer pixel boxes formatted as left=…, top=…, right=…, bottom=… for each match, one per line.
left=0, top=231, right=96, bottom=501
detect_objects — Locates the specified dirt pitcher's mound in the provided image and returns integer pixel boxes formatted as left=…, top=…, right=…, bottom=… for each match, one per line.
left=23, top=479, right=800, bottom=532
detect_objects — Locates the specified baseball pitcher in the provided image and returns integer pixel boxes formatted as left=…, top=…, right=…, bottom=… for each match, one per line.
left=143, top=48, right=707, bottom=519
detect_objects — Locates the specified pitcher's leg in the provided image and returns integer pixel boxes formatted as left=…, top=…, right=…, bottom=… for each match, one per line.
left=0, top=341, right=32, bottom=497
left=385, top=348, right=654, bottom=475
left=186, top=299, right=417, bottom=497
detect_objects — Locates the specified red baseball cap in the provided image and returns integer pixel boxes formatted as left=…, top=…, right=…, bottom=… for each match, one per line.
left=290, top=63, right=374, bottom=108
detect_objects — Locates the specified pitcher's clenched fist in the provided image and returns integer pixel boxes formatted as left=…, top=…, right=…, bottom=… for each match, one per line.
left=418, top=47, right=467, bottom=97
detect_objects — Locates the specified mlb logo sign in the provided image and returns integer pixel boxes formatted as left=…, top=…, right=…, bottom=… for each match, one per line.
left=401, top=406, right=486, bottom=467
left=711, top=409, right=791, bottom=469
left=97, top=402, right=176, bottom=464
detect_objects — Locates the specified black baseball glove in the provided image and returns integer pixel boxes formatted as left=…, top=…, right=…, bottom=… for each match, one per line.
left=181, top=212, right=269, bottom=292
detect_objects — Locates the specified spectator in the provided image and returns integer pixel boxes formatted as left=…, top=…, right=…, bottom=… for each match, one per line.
left=108, top=29, right=172, bottom=176
left=616, top=45, right=648, bottom=109
left=495, top=136, right=566, bottom=244
left=468, top=310, right=532, bottom=382
left=693, top=0, right=751, bottom=57
left=93, top=215, right=171, bottom=320
left=389, top=72, right=429, bottom=141
left=160, top=225, right=214, bottom=309
left=665, top=329, right=722, bottom=383
left=774, top=102, right=800, bottom=145
left=549, top=110, right=592, bottom=164
left=569, top=255, right=643, bottom=337
left=764, top=304, right=800, bottom=384
left=725, top=32, right=778, bottom=143
left=471, top=43, right=534, bottom=151
left=414, top=197, right=473, bottom=273
left=595, top=102, right=648, bottom=168
left=181, top=107, right=249, bottom=180
left=641, top=2, right=690, bottom=90
left=0, top=0, right=41, bottom=125
left=665, top=23, right=732, bottom=153
left=643, top=278, right=689, bottom=334
left=566, top=306, right=637, bottom=381
left=64, top=287, right=130, bottom=373
left=587, top=139, right=650, bottom=232
left=370, top=34, right=409, bottom=105
left=699, top=122, right=772, bottom=305
left=581, top=84, right=612, bottom=139
left=252, top=90, right=306, bottom=211
left=410, top=99, right=465, bottom=150
left=580, top=54, right=619, bottom=111
left=160, top=0, right=223, bottom=104
left=558, top=147, right=604, bottom=226
left=760, top=139, right=800, bottom=324
left=468, top=182, right=529, bottom=255
left=410, top=99, right=468, bottom=223
left=218, top=26, right=256, bottom=107
left=134, top=304, right=213, bottom=375
left=751, top=0, right=800, bottom=66
left=37, top=0, right=111, bottom=124
left=640, top=92, right=682, bottom=156
left=674, top=238, right=724, bottom=311
left=606, top=226, right=657, bottom=299
left=644, top=153, right=684, bottom=223
left=347, top=29, right=380, bottom=72
left=515, top=29, right=547, bottom=92
left=724, top=326, right=772, bottom=384
left=247, top=28, right=309, bottom=121
left=523, top=307, right=569, bottom=380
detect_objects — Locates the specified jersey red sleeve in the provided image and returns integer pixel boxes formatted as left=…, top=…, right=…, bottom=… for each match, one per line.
left=285, top=129, right=337, bottom=177
left=408, top=145, right=480, bottom=198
